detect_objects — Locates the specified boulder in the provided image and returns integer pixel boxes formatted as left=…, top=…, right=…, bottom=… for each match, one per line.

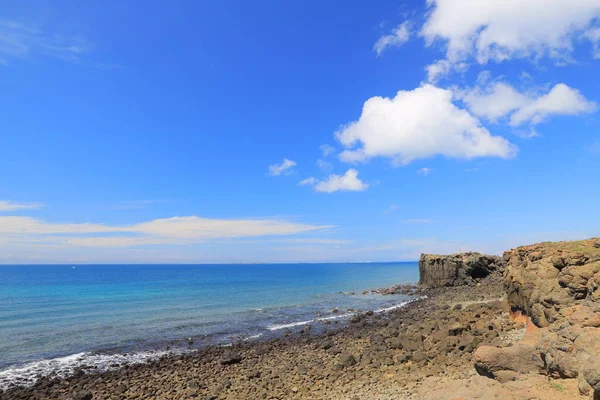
left=473, top=344, right=544, bottom=379
left=336, top=352, right=356, bottom=369
left=220, top=352, right=243, bottom=365
left=419, top=252, right=505, bottom=288
left=581, top=355, right=600, bottom=399
left=74, top=392, right=93, bottom=400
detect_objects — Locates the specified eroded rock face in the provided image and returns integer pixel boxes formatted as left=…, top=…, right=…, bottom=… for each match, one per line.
left=500, top=238, right=600, bottom=396
left=504, top=238, right=600, bottom=327
left=419, top=252, right=505, bottom=288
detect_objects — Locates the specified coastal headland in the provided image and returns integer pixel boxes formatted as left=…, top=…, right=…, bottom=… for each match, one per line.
left=2, top=238, right=600, bottom=399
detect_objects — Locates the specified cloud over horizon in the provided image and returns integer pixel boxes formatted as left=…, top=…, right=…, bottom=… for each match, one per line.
left=0, top=200, right=44, bottom=212
left=0, top=214, right=333, bottom=248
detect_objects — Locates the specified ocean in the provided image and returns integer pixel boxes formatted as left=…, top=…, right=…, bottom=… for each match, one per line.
left=0, top=262, right=418, bottom=389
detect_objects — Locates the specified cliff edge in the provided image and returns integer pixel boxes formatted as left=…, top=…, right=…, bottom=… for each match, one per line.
left=419, top=252, right=505, bottom=288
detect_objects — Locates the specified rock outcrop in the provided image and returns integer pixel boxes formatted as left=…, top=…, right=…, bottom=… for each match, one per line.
left=419, top=252, right=505, bottom=288
left=478, top=238, right=600, bottom=397
left=504, top=238, right=600, bottom=328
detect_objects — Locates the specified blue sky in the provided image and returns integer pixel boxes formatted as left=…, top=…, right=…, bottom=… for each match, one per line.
left=1, top=0, right=599, bottom=263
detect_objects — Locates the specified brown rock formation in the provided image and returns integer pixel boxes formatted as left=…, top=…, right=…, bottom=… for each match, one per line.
left=483, top=238, right=600, bottom=397
left=419, top=252, right=505, bottom=288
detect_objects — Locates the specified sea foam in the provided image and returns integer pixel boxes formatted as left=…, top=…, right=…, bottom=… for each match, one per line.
left=0, top=350, right=180, bottom=391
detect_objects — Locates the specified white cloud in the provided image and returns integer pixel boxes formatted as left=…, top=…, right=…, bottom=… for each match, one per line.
left=0, top=19, right=90, bottom=64
left=336, top=84, right=516, bottom=165
left=299, top=169, right=368, bottom=193
left=457, top=82, right=596, bottom=126
left=298, top=177, right=317, bottom=186
left=374, top=21, right=411, bottom=56
left=319, top=144, right=335, bottom=157
left=0, top=200, right=44, bottom=211
left=421, top=0, right=600, bottom=80
left=0, top=215, right=332, bottom=248
left=417, top=167, right=433, bottom=176
left=457, top=82, right=529, bottom=122
left=509, top=84, right=597, bottom=126
left=268, top=158, right=297, bottom=176
left=314, top=169, right=369, bottom=193
left=426, top=59, right=468, bottom=83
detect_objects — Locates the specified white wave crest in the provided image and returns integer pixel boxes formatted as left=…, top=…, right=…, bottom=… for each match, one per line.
left=267, top=296, right=425, bottom=332
left=0, top=349, right=181, bottom=391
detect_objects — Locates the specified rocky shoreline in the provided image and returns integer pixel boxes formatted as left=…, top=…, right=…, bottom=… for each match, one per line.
left=2, top=239, right=599, bottom=400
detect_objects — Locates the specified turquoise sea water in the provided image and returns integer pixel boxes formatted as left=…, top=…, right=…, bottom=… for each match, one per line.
left=0, top=262, right=418, bottom=388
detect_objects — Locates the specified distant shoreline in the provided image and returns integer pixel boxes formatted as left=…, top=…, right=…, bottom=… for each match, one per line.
left=1, top=276, right=506, bottom=399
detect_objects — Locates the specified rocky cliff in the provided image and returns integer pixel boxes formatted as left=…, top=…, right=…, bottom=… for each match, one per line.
left=475, top=238, right=600, bottom=398
left=419, top=252, right=505, bottom=288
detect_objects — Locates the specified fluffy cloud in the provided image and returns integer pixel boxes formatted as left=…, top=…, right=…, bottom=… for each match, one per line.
left=374, top=22, right=411, bottom=56
left=417, top=168, right=433, bottom=176
left=268, top=158, right=297, bottom=176
left=421, top=0, right=600, bottom=79
left=0, top=215, right=332, bottom=247
left=457, top=82, right=528, bottom=122
left=300, top=169, right=368, bottom=193
left=315, top=169, right=368, bottom=193
left=458, top=82, right=597, bottom=126
left=510, top=84, right=597, bottom=126
left=336, top=84, right=516, bottom=165
left=0, top=200, right=43, bottom=211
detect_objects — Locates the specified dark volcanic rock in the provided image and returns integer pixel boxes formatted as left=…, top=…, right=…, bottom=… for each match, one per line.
left=220, top=352, right=243, bottom=365
left=74, top=391, right=93, bottom=400
left=419, top=252, right=505, bottom=288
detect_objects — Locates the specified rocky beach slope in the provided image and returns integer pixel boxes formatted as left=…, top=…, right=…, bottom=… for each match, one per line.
left=2, top=238, right=599, bottom=400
